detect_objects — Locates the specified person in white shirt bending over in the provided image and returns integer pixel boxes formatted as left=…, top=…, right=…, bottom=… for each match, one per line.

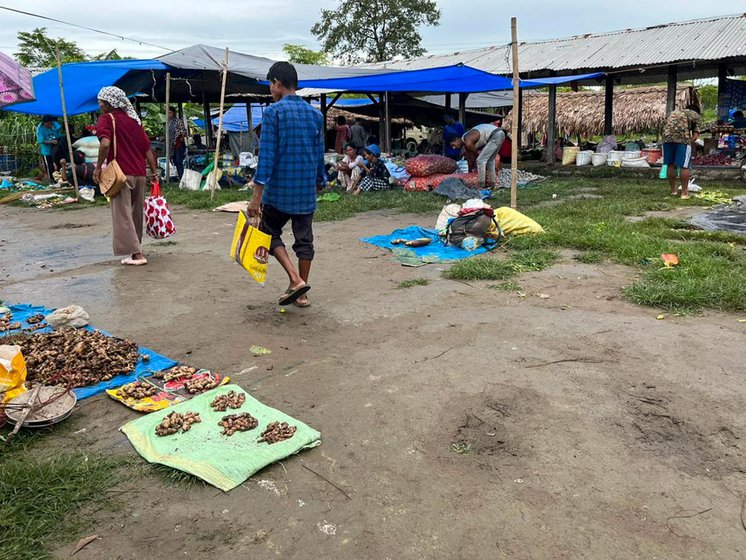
left=449, top=123, right=507, bottom=189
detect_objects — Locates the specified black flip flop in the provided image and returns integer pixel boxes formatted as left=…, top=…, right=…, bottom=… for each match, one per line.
left=279, top=284, right=311, bottom=306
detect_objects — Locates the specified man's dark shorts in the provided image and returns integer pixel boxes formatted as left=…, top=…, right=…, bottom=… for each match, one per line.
left=259, top=204, right=315, bottom=261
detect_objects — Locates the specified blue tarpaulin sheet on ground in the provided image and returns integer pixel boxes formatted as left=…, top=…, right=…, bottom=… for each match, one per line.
left=4, top=304, right=177, bottom=400
left=361, top=226, right=495, bottom=265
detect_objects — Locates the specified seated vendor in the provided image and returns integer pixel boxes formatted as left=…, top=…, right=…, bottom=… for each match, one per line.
left=336, top=143, right=364, bottom=192
left=732, top=110, right=746, bottom=129
left=355, top=144, right=390, bottom=194
left=191, top=134, right=207, bottom=149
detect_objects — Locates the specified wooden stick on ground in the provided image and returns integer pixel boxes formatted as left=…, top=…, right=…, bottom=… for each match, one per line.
left=510, top=17, right=520, bottom=209
left=211, top=48, right=230, bottom=201
left=54, top=47, right=79, bottom=199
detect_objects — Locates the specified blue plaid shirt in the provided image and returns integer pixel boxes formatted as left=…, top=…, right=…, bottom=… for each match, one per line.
left=254, top=95, right=325, bottom=215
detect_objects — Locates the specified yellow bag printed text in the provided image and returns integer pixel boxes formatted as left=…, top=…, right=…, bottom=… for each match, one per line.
left=230, top=210, right=271, bottom=286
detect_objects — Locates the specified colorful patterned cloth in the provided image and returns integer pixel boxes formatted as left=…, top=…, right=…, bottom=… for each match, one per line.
left=662, top=109, right=701, bottom=144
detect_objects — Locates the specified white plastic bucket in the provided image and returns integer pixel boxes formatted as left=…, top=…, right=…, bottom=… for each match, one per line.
left=607, top=150, right=625, bottom=163
left=623, top=150, right=642, bottom=160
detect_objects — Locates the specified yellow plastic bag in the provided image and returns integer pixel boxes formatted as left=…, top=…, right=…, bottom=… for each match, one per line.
left=229, top=210, right=271, bottom=286
left=0, top=345, right=27, bottom=403
left=492, top=207, right=545, bottom=236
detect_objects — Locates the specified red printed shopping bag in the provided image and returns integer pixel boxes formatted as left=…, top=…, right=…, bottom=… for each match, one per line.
left=144, top=181, right=176, bottom=239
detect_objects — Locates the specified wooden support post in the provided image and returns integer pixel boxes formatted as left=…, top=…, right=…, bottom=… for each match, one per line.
left=320, top=93, right=328, bottom=151
left=517, top=87, right=524, bottom=150
left=547, top=83, right=557, bottom=165
left=717, top=64, right=728, bottom=121
left=445, top=93, right=452, bottom=112
left=210, top=48, right=229, bottom=201
left=666, top=65, right=677, bottom=116
left=54, top=47, right=78, bottom=198
left=164, top=72, right=171, bottom=184
left=202, top=95, right=213, bottom=148
left=245, top=102, right=254, bottom=152
left=378, top=94, right=385, bottom=146
left=458, top=93, right=467, bottom=128
left=384, top=91, right=391, bottom=153
left=604, top=75, right=614, bottom=136
left=510, top=17, right=519, bottom=209
left=177, top=102, right=183, bottom=120
left=327, top=93, right=343, bottom=110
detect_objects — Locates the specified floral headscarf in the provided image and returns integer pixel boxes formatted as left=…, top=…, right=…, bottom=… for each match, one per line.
left=97, top=86, right=140, bottom=124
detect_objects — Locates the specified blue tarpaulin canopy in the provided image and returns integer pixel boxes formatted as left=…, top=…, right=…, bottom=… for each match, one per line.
left=194, top=99, right=378, bottom=133
left=193, top=103, right=266, bottom=132
left=2, top=59, right=168, bottom=117
left=294, top=64, right=604, bottom=93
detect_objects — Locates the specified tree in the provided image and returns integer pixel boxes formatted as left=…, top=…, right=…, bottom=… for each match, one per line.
left=15, top=28, right=86, bottom=67
left=311, top=0, right=440, bottom=64
left=91, top=49, right=125, bottom=61
left=282, top=44, right=328, bottom=66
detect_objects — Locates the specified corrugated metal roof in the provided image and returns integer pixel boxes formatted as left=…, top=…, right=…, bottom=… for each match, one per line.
left=370, top=14, right=746, bottom=78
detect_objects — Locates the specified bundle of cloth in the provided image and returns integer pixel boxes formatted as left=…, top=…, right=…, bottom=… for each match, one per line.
left=436, top=199, right=545, bottom=251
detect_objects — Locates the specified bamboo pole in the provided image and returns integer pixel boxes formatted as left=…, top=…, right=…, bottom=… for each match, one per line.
left=54, top=47, right=79, bottom=198
left=164, top=72, right=171, bottom=184
left=384, top=91, right=391, bottom=153
left=510, top=17, right=519, bottom=209
left=210, top=48, right=230, bottom=201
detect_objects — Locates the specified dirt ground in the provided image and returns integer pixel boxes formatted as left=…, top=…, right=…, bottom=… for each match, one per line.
left=2, top=203, right=745, bottom=560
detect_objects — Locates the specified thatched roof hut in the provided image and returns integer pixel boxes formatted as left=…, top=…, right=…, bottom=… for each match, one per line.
left=505, top=85, right=700, bottom=138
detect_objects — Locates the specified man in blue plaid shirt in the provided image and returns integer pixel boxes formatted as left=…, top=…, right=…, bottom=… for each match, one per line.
left=249, top=62, right=326, bottom=307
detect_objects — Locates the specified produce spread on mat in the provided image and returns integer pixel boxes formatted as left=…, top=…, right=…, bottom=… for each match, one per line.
left=0, top=304, right=320, bottom=490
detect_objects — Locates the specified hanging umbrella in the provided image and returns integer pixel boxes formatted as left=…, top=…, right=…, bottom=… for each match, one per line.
left=0, top=51, right=35, bottom=108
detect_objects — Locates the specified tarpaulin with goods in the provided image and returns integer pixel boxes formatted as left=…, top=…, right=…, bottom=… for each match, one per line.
left=107, top=369, right=230, bottom=412
left=361, top=225, right=497, bottom=266
left=3, top=304, right=177, bottom=399
left=121, top=385, right=322, bottom=491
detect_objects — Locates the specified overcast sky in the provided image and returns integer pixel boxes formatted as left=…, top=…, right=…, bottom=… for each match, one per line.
left=0, top=1, right=743, bottom=62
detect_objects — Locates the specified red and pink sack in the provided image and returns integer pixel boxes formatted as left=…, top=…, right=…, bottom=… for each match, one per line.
left=144, top=181, right=175, bottom=239
left=404, top=155, right=458, bottom=177
left=404, top=172, right=480, bottom=192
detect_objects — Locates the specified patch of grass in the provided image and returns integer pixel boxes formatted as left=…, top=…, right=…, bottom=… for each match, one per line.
left=445, top=248, right=560, bottom=282
left=0, top=437, right=125, bottom=560
left=160, top=186, right=250, bottom=210
left=575, top=251, right=605, bottom=264
left=149, top=464, right=207, bottom=489
left=509, top=249, right=560, bottom=272
left=505, top=178, right=746, bottom=312
left=396, top=278, right=431, bottom=289
left=488, top=280, right=521, bottom=292
left=315, top=190, right=443, bottom=222
left=444, top=257, right=517, bottom=281
left=159, top=186, right=445, bottom=219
